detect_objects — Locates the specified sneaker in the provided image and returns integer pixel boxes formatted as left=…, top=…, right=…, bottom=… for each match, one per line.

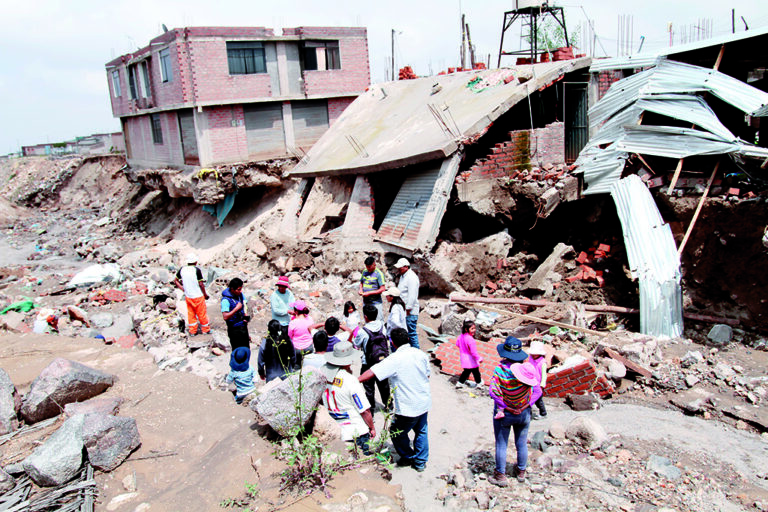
left=413, top=464, right=426, bottom=472
left=396, top=457, right=413, bottom=467
left=512, top=466, right=526, bottom=482
left=455, top=382, right=465, bottom=388
left=539, top=411, right=547, bottom=417
left=488, top=470, right=508, bottom=487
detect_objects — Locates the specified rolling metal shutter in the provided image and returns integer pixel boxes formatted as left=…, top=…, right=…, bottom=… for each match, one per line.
left=376, top=163, right=442, bottom=250
left=244, top=103, right=286, bottom=159
left=177, top=109, right=199, bottom=165
left=292, top=100, right=329, bottom=151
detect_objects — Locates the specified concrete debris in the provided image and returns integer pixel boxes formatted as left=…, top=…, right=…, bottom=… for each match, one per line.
left=0, top=311, right=27, bottom=333
left=707, top=324, right=733, bottom=346
left=21, top=358, right=116, bottom=423
left=0, top=368, right=20, bottom=434
left=0, top=467, right=14, bottom=493
left=520, top=242, right=574, bottom=297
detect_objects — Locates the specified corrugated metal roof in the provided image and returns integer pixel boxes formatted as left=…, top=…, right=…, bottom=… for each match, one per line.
left=576, top=144, right=629, bottom=195
left=589, top=70, right=652, bottom=129
left=634, top=97, right=735, bottom=142
left=616, top=125, right=736, bottom=159
left=590, top=25, right=768, bottom=72
left=611, top=175, right=683, bottom=338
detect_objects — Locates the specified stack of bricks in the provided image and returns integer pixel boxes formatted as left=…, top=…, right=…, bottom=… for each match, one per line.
left=545, top=360, right=615, bottom=398
left=434, top=338, right=504, bottom=384
left=457, top=123, right=565, bottom=184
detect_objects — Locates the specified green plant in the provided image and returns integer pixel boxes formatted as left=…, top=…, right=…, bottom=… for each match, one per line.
left=526, top=16, right=581, bottom=50
left=244, top=482, right=258, bottom=499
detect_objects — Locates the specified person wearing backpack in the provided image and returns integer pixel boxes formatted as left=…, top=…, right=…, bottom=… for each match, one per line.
left=352, top=304, right=391, bottom=417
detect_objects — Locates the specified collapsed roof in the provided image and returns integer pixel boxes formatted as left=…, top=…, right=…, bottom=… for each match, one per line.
left=287, top=58, right=591, bottom=178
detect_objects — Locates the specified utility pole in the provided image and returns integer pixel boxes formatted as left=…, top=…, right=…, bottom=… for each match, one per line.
left=391, top=29, right=395, bottom=81
left=732, top=9, right=735, bottom=33
left=460, top=14, right=466, bottom=70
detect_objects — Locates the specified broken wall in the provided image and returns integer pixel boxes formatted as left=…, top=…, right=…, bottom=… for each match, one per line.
left=296, top=176, right=354, bottom=239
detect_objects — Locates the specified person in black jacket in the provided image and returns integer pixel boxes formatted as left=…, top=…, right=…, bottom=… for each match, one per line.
left=221, top=278, right=250, bottom=351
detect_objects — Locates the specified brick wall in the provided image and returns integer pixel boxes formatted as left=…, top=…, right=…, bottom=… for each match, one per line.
left=327, top=97, right=356, bottom=125
left=191, top=39, right=272, bottom=103
left=303, top=31, right=370, bottom=96
left=205, top=105, right=249, bottom=164
left=460, top=122, right=565, bottom=183
left=597, top=70, right=622, bottom=100
left=545, top=360, right=614, bottom=398
left=124, top=112, right=183, bottom=166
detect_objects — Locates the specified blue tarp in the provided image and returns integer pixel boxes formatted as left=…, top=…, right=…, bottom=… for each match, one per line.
left=203, top=191, right=237, bottom=226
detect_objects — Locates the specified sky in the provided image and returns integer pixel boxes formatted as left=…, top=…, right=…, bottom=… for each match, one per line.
left=1, top=0, right=767, bottom=154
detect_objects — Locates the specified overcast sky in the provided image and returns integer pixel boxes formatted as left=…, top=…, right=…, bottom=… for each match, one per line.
left=2, top=0, right=766, bottom=154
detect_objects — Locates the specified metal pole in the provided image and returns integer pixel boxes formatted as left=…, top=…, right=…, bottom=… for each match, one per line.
left=497, top=13, right=507, bottom=68
left=461, top=14, right=466, bottom=70
left=732, top=9, right=735, bottom=33
left=391, top=29, right=395, bottom=81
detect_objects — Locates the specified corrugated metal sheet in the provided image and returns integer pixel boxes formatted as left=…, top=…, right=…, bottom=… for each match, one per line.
left=590, top=25, right=768, bottom=72
left=292, top=100, right=329, bottom=150
left=634, top=97, right=735, bottom=142
left=377, top=162, right=443, bottom=250
left=244, top=103, right=286, bottom=159
left=589, top=70, right=652, bottom=129
left=576, top=144, right=629, bottom=195
left=616, top=125, right=736, bottom=159
left=611, top=175, right=683, bottom=338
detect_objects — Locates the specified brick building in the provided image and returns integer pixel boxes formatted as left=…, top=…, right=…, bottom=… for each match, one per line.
left=105, top=26, right=370, bottom=169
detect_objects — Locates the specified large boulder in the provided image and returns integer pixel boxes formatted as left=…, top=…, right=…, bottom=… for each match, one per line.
left=21, top=359, right=116, bottom=423
left=565, top=416, right=607, bottom=450
left=251, top=368, right=326, bottom=437
left=0, top=368, right=20, bottom=434
left=83, top=414, right=141, bottom=471
left=22, top=414, right=85, bottom=486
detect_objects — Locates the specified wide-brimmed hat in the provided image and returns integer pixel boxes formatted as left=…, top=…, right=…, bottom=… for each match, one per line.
left=394, top=258, right=410, bottom=269
left=230, top=347, right=251, bottom=372
left=497, top=336, right=528, bottom=362
left=325, top=341, right=361, bottom=367
left=510, top=361, right=540, bottom=386
left=528, top=340, right=547, bottom=356
left=382, top=285, right=401, bottom=297
left=290, top=300, right=308, bottom=312
left=276, top=276, right=290, bottom=288
left=186, top=253, right=198, bottom=264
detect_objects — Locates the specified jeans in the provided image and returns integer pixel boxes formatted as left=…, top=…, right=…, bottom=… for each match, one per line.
left=226, top=323, right=250, bottom=351
left=391, top=411, right=429, bottom=469
left=405, top=314, right=419, bottom=349
left=360, top=364, right=390, bottom=414
left=493, top=406, right=531, bottom=474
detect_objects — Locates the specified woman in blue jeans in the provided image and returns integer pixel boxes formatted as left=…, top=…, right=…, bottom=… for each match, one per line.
left=488, top=337, right=539, bottom=487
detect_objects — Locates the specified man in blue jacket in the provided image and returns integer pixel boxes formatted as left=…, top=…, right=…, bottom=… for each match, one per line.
left=222, top=277, right=250, bottom=351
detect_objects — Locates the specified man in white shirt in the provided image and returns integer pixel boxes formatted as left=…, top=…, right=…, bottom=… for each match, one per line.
left=321, top=342, right=376, bottom=455
left=395, top=258, right=420, bottom=348
left=173, top=253, right=210, bottom=335
left=360, top=328, right=430, bottom=471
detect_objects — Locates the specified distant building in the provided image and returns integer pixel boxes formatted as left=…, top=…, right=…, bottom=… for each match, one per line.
left=21, top=132, right=124, bottom=157
left=105, top=26, right=370, bottom=169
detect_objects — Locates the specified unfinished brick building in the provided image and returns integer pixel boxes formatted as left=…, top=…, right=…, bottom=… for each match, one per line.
left=105, top=26, right=370, bottom=169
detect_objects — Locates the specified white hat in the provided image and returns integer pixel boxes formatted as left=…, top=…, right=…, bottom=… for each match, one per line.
left=528, top=340, right=547, bottom=356
left=325, top=341, right=361, bottom=367
left=394, top=258, right=410, bottom=269
left=382, top=283, right=401, bottom=297
left=186, top=253, right=198, bottom=264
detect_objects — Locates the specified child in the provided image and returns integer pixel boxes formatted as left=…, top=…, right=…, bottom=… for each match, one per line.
left=456, top=319, right=483, bottom=388
left=302, top=330, right=329, bottom=369
left=226, top=346, right=257, bottom=406
left=342, top=301, right=361, bottom=337
left=257, top=320, right=295, bottom=382
left=324, top=317, right=348, bottom=351
left=527, top=341, right=548, bottom=418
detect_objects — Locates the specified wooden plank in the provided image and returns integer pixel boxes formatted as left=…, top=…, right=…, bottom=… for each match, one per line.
left=667, top=158, right=685, bottom=195
left=678, top=161, right=719, bottom=256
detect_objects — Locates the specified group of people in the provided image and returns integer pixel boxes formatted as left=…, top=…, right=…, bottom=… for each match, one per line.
left=176, top=252, right=548, bottom=482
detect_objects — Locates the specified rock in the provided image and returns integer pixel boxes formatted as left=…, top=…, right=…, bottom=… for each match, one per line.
left=64, top=396, right=123, bottom=417
left=252, top=368, right=326, bottom=437
left=122, top=472, right=137, bottom=492
left=66, top=305, right=89, bottom=327
left=646, top=455, right=682, bottom=480
left=447, top=228, right=463, bottom=243
left=309, top=405, right=341, bottom=443
left=440, top=311, right=473, bottom=336
left=102, top=313, right=135, bottom=339
left=211, top=331, right=231, bottom=352
left=548, top=422, right=566, bottom=439
left=424, top=300, right=443, bottom=318
left=565, top=416, right=607, bottom=450
left=449, top=470, right=466, bottom=487
left=707, top=324, right=733, bottom=346
left=90, top=312, right=114, bottom=329
left=0, top=311, right=27, bottom=333
left=106, top=492, right=139, bottom=511
left=22, top=414, right=85, bottom=486
left=519, top=242, right=573, bottom=297
left=3, top=463, right=24, bottom=475
left=530, top=430, right=549, bottom=452
left=475, top=491, right=491, bottom=510
left=0, top=468, right=14, bottom=493
left=82, top=414, right=141, bottom=471
left=0, top=368, right=20, bottom=434
left=681, top=351, right=703, bottom=368
left=606, top=477, right=622, bottom=487
left=21, top=358, right=116, bottom=423
left=566, top=393, right=601, bottom=411
left=712, top=362, right=735, bottom=381
left=684, top=375, right=700, bottom=388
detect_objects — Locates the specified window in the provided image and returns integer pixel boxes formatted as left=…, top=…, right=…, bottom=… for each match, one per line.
left=128, top=64, right=138, bottom=100
left=302, top=41, right=341, bottom=71
left=159, top=48, right=172, bottom=82
left=140, top=60, right=151, bottom=98
left=150, top=114, right=163, bottom=144
left=227, top=41, right=266, bottom=75
left=111, top=70, right=121, bottom=97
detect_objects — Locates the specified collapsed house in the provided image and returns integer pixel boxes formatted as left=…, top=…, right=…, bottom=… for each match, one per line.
left=284, top=57, right=592, bottom=254
left=574, top=27, right=768, bottom=337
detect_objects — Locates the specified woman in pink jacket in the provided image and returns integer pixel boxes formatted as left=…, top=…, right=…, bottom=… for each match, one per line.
left=456, top=319, right=484, bottom=386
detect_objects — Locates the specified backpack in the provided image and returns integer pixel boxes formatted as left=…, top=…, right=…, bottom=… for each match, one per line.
left=362, top=326, right=390, bottom=364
